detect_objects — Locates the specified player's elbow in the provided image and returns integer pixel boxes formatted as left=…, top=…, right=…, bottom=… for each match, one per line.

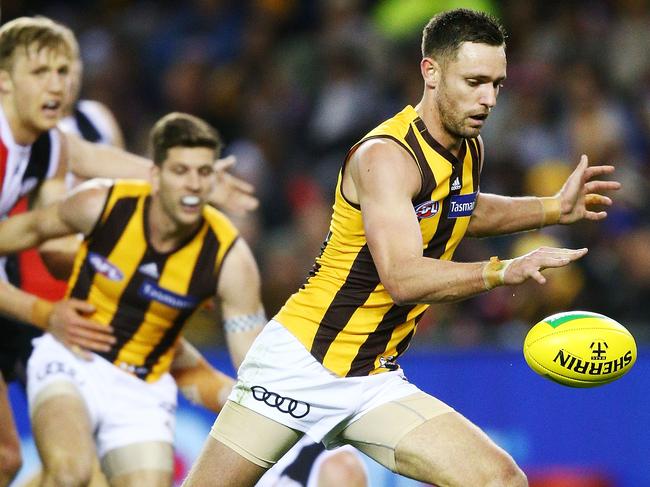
left=383, top=279, right=415, bottom=306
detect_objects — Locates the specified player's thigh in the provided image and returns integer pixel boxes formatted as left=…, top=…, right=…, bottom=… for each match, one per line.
left=0, top=375, right=22, bottom=480
left=31, top=383, right=96, bottom=468
left=338, top=392, right=452, bottom=473
left=0, top=375, right=20, bottom=453
left=183, top=401, right=301, bottom=487
left=393, top=411, right=526, bottom=486
left=340, top=391, right=523, bottom=486
left=182, top=435, right=267, bottom=487
left=21, top=458, right=109, bottom=487
left=102, top=441, right=173, bottom=487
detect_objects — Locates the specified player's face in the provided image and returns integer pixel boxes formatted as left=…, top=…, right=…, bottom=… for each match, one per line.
left=436, top=42, right=506, bottom=140
left=154, top=146, right=217, bottom=228
left=63, top=58, right=83, bottom=116
left=1, top=43, right=71, bottom=143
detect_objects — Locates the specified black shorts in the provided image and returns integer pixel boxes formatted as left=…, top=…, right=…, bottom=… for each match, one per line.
left=0, top=315, right=42, bottom=385
left=1, top=255, right=43, bottom=385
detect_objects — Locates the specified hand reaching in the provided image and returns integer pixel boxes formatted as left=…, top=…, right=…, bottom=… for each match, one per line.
left=47, top=299, right=116, bottom=359
left=504, top=246, right=588, bottom=286
left=557, top=154, right=621, bottom=224
left=209, top=155, right=259, bottom=215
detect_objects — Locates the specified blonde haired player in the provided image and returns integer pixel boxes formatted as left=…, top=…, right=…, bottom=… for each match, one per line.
left=0, top=15, right=259, bottom=486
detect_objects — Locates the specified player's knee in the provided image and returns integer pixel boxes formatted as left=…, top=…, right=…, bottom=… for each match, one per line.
left=318, top=451, right=367, bottom=487
left=486, top=457, right=527, bottom=487
left=0, top=442, right=22, bottom=481
left=44, top=451, right=93, bottom=487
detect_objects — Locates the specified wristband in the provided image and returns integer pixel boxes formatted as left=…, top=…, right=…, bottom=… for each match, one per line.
left=482, top=256, right=512, bottom=290
left=223, top=309, right=267, bottom=334
left=31, top=298, right=55, bottom=330
left=538, top=197, right=561, bottom=227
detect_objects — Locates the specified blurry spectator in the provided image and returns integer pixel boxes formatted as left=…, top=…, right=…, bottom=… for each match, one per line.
left=7, top=0, right=650, bottom=345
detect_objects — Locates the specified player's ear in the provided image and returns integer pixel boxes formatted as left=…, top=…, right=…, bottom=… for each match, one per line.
left=421, top=57, right=440, bottom=89
left=0, top=69, right=13, bottom=93
left=150, top=163, right=160, bottom=193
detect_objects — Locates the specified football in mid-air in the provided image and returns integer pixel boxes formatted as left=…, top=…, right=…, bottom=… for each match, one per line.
left=523, top=311, right=636, bottom=387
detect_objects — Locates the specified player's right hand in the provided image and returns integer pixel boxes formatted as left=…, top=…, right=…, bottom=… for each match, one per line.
left=504, top=246, right=588, bottom=286
left=48, top=299, right=116, bottom=360
left=210, top=155, right=259, bottom=215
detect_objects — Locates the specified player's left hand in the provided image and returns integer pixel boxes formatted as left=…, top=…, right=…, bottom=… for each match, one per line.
left=209, top=155, right=259, bottom=215
left=557, top=154, right=621, bottom=224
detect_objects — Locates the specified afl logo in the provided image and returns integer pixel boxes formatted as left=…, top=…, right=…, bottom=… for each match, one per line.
left=414, top=200, right=440, bottom=219
left=88, top=252, right=124, bottom=281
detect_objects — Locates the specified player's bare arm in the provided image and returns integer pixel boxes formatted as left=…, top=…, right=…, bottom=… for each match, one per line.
left=171, top=338, right=235, bottom=414
left=64, top=131, right=152, bottom=180
left=170, top=231, right=265, bottom=415
left=0, top=179, right=110, bottom=254
left=0, top=180, right=115, bottom=356
left=468, top=154, right=620, bottom=237
left=0, top=263, right=113, bottom=358
left=350, top=140, right=587, bottom=304
left=216, top=237, right=265, bottom=369
left=65, top=134, right=259, bottom=213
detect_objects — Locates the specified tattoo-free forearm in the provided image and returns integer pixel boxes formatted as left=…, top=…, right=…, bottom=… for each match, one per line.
left=0, top=281, right=52, bottom=330
left=467, top=193, right=559, bottom=237
left=66, top=133, right=152, bottom=180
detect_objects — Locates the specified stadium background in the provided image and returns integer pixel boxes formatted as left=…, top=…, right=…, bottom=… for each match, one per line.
left=4, top=0, right=649, bottom=485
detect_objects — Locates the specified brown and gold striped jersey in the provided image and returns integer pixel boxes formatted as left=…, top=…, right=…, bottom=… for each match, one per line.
left=275, top=105, right=481, bottom=377
left=66, top=180, right=239, bottom=382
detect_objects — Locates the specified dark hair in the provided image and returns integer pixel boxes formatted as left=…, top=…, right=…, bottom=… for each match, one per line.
left=150, top=112, right=222, bottom=166
left=421, top=8, right=506, bottom=61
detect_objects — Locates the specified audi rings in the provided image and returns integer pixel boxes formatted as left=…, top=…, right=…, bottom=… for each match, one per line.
left=250, top=385, right=311, bottom=419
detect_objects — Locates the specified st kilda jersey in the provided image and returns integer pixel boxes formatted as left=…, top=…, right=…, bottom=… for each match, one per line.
left=0, top=104, right=61, bottom=280
left=276, top=105, right=481, bottom=377
left=66, top=180, right=239, bottom=381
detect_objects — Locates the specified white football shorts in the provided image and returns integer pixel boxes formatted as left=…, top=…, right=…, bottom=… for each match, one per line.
left=27, top=333, right=177, bottom=458
left=228, top=320, right=423, bottom=447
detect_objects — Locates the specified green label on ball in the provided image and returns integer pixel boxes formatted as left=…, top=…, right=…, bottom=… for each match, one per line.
left=545, top=311, right=605, bottom=328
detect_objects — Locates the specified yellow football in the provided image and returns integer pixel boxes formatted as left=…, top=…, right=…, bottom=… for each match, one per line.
left=523, top=311, right=636, bottom=387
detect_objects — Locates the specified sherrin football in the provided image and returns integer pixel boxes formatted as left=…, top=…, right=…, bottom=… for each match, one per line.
left=523, top=311, right=636, bottom=387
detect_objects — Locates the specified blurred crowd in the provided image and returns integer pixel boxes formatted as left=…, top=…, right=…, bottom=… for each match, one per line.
left=7, top=0, right=650, bottom=348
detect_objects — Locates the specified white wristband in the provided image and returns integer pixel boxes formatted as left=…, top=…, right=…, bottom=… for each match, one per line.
left=223, top=309, right=267, bottom=334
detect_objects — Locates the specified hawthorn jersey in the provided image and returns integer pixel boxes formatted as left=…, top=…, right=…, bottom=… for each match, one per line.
left=66, top=180, right=239, bottom=382
left=0, top=104, right=61, bottom=280
left=276, top=105, right=481, bottom=377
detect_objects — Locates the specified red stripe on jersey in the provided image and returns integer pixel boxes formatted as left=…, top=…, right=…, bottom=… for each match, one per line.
left=9, top=197, right=67, bottom=300
left=0, top=138, right=7, bottom=191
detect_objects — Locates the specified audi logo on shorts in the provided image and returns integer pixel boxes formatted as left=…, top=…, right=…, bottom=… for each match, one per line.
left=250, top=385, right=311, bottom=419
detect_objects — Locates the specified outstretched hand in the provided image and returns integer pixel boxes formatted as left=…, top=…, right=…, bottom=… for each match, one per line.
left=557, top=154, right=621, bottom=224
left=209, top=155, right=259, bottom=215
left=504, top=246, right=588, bottom=286
left=48, top=299, right=116, bottom=360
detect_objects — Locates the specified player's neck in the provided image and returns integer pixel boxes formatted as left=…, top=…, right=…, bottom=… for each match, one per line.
left=0, top=97, right=40, bottom=146
left=415, top=98, right=464, bottom=157
left=147, top=199, right=201, bottom=254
